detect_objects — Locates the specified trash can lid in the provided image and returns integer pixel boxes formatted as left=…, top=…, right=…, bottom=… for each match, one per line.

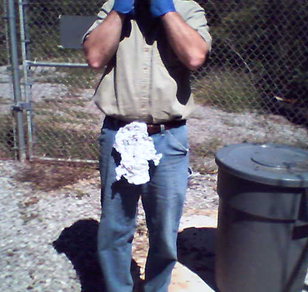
left=215, top=143, right=308, bottom=188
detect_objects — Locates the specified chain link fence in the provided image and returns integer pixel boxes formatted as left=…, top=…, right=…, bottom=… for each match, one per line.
left=193, top=0, right=308, bottom=122
left=0, top=0, right=307, bottom=162
left=0, top=0, right=16, bottom=159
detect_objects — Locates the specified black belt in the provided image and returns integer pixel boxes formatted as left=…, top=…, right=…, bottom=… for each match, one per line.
left=108, top=117, right=186, bottom=135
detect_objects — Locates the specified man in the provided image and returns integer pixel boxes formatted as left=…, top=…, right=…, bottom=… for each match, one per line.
left=83, top=0, right=211, bottom=291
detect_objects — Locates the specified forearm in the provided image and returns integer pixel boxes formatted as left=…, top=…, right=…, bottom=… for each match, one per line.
left=83, top=11, right=125, bottom=70
left=161, top=12, right=209, bottom=71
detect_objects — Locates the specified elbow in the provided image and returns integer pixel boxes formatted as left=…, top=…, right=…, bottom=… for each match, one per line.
left=187, top=42, right=209, bottom=71
left=87, top=58, right=105, bottom=70
left=83, top=45, right=105, bottom=70
left=186, top=54, right=206, bottom=71
left=85, top=52, right=106, bottom=70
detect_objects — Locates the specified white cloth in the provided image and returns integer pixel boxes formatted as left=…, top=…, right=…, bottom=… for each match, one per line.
left=113, top=122, right=162, bottom=185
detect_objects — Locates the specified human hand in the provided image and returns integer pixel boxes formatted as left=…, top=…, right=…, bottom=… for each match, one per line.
left=150, top=0, right=175, bottom=17
left=112, top=0, right=134, bottom=14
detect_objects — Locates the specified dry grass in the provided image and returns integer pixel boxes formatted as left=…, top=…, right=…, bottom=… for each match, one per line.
left=14, top=162, right=97, bottom=192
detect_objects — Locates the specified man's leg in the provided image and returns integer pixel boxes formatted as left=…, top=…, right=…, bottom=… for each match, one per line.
left=141, top=125, right=189, bottom=292
left=97, top=120, right=141, bottom=292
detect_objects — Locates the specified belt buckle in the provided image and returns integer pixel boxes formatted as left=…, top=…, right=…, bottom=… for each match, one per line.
left=147, top=124, right=164, bottom=135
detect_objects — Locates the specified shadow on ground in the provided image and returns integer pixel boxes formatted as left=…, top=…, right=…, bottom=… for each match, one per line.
left=53, top=219, right=142, bottom=292
left=53, top=219, right=218, bottom=292
left=177, top=227, right=218, bottom=291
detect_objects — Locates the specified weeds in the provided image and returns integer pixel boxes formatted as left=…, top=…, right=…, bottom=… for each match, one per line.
left=33, top=123, right=98, bottom=160
left=189, top=138, right=223, bottom=174
left=40, top=67, right=99, bottom=90
left=0, top=114, right=16, bottom=158
left=192, top=68, right=262, bottom=113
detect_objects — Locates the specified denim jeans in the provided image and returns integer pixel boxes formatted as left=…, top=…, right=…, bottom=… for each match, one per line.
left=97, top=117, right=189, bottom=292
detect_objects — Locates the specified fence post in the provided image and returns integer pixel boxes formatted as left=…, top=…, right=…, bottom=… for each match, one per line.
left=7, top=0, right=26, bottom=162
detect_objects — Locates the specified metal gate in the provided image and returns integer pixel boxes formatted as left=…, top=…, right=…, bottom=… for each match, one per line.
left=1, top=0, right=103, bottom=163
left=1, top=0, right=22, bottom=161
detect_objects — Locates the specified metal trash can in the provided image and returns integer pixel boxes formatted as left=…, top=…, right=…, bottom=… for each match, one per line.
left=215, top=143, right=308, bottom=292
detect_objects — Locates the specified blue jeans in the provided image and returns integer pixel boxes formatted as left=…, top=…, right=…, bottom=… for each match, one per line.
left=97, top=117, right=189, bottom=292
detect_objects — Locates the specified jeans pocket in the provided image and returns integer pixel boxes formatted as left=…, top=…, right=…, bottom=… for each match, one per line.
left=165, top=127, right=189, bottom=155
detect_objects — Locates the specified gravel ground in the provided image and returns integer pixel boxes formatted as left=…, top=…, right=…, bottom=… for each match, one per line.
left=1, top=105, right=308, bottom=291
